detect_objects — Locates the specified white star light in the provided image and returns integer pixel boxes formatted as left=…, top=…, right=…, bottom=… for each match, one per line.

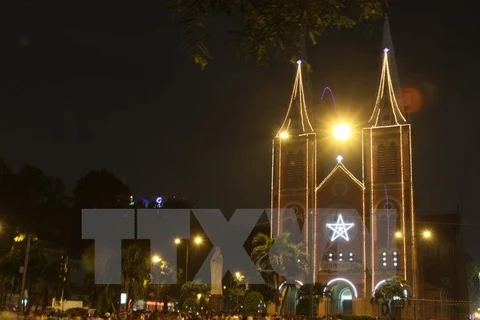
left=326, top=214, right=354, bottom=241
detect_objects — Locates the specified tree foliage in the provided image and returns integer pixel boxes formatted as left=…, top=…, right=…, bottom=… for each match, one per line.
left=251, top=231, right=309, bottom=313
left=84, top=243, right=151, bottom=313
left=0, top=164, right=69, bottom=248
left=467, top=260, right=480, bottom=303
left=242, top=291, right=264, bottom=316
left=166, top=0, right=388, bottom=69
left=0, top=235, right=65, bottom=310
left=372, top=276, right=411, bottom=318
left=73, top=169, right=130, bottom=209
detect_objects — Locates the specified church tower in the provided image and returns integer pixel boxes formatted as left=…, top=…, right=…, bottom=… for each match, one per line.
left=362, top=16, right=418, bottom=297
left=271, top=60, right=317, bottom=254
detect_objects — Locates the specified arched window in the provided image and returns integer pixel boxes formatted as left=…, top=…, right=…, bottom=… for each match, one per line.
left=378, top=144, right=386, bottom=176
left=392, top=251, right=399, bottom=268
left=348, top=252, right=354, bottom=262
left=388, top=143, right=397, bottom=175
left=381, top=251, right=388, bottom=267
left=286, top=152, right=294, bottom=182
left=328, top=252, right=334, bottom=262
left=296, top=151, right=304, bottom=181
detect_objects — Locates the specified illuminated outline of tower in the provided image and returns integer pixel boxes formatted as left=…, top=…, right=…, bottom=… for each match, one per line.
left=270, top=16, right=418, bottom=303
left=362, top=16, right=418, bottom=297
left=270, top=60, right=317, bottom=269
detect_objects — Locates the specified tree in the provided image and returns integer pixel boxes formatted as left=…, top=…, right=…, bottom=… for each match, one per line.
left=122, top=244, right=150, bottom=304
left=467, top=260, right=480, bottom=304
left=251, top=232, right=309, bottom=314
left=84, top=243, right=150, bottom=314
left=166, top=0, right=387, bottom=69
left=73, top=169, right=130, bottom=209
left=242, top=291, right=265, bottom=316
left=372, top=276, right=412, bottom=320
left=0, top=165, right=70, bottom=247
left=179, top=281, right=210, bottom=311
left=0, top=233, right=65, bottom=311
left=296, top=283, right=325, bottom=316
left=72, top=169, right=130, bottom=256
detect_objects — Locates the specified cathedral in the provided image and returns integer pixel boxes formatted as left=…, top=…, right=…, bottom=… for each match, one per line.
left=270, top=17, right=421, bottom=316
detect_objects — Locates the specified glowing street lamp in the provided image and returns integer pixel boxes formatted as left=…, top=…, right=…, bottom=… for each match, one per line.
left=422, top=230, right=432, bottom=239
left=194, top=236, right=203, bottom=245
left=278, top=131, right=289, bottom=139
left=152, top=255, right=162, bottom=264
left=234, top=271, right=244, bottom=281
left=176, top=236, right=204, bottom=283
left=333, top=123, right=352, bottom=141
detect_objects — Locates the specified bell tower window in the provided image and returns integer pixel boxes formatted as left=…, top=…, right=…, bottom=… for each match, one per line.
left=388, top=142, right=397, bottom=175
left=392, top=251, right=399, bottom=267
left=381, top=251, right=388, bottom=267
left=296, top=151, right=304, bottom=181
left=378, top=144, right=386, bottom=176
left=286, top=151, right=294, bottom=182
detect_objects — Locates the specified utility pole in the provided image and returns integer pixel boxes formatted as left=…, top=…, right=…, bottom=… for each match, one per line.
left=20, top=234, right=31, bottom=315
left=60, top=256, right=69, bottom=311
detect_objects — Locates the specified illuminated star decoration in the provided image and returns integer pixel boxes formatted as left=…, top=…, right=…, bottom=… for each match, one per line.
left=326, top=214, right=354, bottom=241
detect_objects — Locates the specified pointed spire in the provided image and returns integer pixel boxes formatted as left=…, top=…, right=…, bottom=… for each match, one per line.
left=368, top=16, right=407, bottom=127
left=277, top=60, right=315, bottom=136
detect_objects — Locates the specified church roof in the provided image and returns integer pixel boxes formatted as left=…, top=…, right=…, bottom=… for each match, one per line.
left=368, top=16, right=408, bottom=127
left=276, top=60, right=315, bottom=137
left=316, top=160, right=364, bottom=192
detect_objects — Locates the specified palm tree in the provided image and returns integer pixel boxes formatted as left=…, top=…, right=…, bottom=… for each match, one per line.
left=251, top=232, right=309, bottom=314
left=372, top=276, right=412, bottom=320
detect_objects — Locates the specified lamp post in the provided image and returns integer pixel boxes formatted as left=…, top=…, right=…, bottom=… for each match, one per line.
left=395, top=229, right=433, bottom=320
left=152, top=255, right=162, bottom=310
left=20, top=234, right=31, bottom=315
left=175, top=236, right=203, bottom=283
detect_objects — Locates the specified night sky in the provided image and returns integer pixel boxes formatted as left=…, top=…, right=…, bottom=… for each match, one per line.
left=1, top=1, right=479, bottom=258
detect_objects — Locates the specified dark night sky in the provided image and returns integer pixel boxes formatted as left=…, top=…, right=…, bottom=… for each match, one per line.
left=1, top=1, right=479, bottom=258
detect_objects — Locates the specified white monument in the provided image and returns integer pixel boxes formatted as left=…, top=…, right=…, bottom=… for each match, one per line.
left=210, top=246, right=223, bottom=295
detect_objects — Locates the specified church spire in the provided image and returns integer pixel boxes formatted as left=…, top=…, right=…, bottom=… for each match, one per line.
left=277, top=60, right=315, bottom=136
left=368, top=15, right=407, bottom=127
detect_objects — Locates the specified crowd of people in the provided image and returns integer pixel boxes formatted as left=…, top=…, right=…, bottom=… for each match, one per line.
left=3, top=310, right=350, bottom=320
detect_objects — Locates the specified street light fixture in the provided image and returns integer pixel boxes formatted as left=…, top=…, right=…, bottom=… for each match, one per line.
left=278, top=131, right=289, bottom=139
left=422, top=230, right=432, bottom=239
left=394, top=229, right=434, bottom=320
left=151, top=255, right=163, bottom=310
left=333, top=123, right=352, bottom=141
left=175, top=236, right=203, bottom=283
left=152, top=255, right=162, bottom=264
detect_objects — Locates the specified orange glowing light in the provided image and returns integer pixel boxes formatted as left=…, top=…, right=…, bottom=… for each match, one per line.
left=402, top=87, right=422, bottom=113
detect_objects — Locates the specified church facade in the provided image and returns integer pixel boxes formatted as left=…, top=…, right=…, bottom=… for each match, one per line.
left=270, top=18, right=420, bottom=316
